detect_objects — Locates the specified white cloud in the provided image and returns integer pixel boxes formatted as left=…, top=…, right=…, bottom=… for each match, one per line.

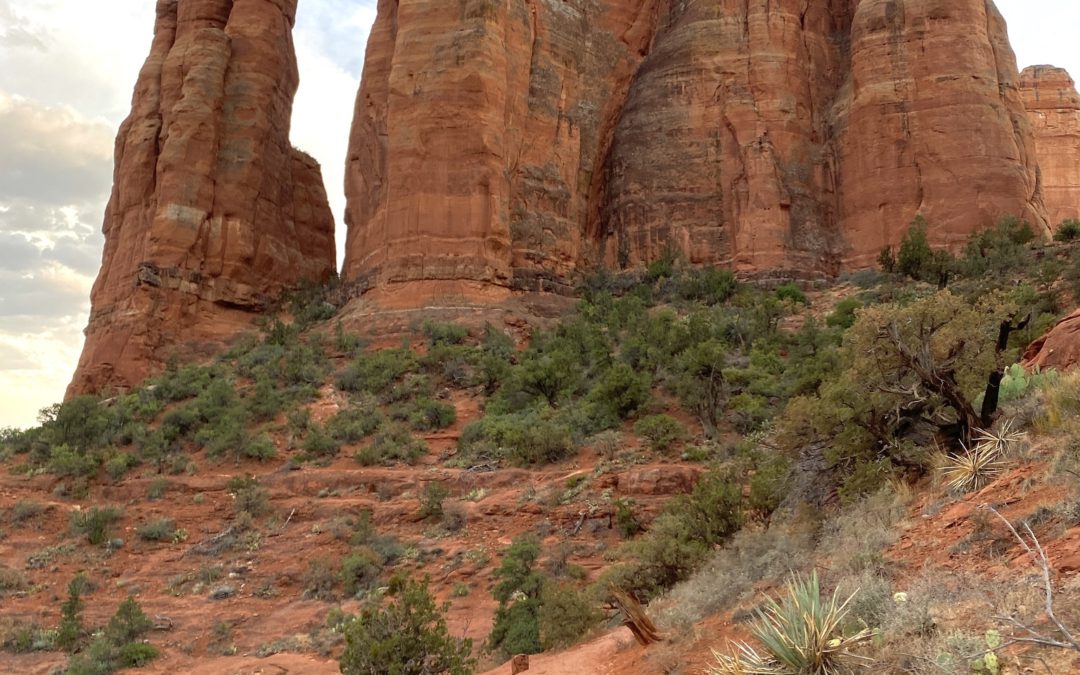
left=997, top=0, right=1080, bottom=79
left=293, top=3, right=375, bottom=264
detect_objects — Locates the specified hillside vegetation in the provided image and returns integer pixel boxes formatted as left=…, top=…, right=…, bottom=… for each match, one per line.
left=1, top=217, right=1079, bottom=673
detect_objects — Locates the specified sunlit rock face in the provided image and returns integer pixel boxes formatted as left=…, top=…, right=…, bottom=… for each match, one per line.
left=343, top=0, right=1048, bottom=304
left=69, top=0, right=336, bottom=396
left=1021, top=65, right=1080, bottom=228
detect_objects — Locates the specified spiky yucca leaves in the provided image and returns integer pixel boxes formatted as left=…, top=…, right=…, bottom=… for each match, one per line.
left=941, top=442, right=1007, bottom=493
left=941, top=419, right=1023, bottom=493
left=707, top=572, right=872, bottom=675
left=971, top=418, right=1025, bottom=456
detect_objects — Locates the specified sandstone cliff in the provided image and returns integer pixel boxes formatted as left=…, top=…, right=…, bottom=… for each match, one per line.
left=69, top=0, right=336, bottom=396
left=1021, top=65, right=1080, bottom=228
left=344, top=0, right=1049, bottom=301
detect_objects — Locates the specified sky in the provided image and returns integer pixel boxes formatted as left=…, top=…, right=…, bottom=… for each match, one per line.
left=0, top=0, right=1075, bottom=430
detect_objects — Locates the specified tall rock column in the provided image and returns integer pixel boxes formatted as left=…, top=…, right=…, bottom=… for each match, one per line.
left=838, top=0, right=1048, bottom=266
left=600, top=0, right=856, bottom=276
left=343, top=0, right=660, bottom=304
left=69, top=0, right=336, bottom=396
left=1020, top=65, right=1080, bottom=227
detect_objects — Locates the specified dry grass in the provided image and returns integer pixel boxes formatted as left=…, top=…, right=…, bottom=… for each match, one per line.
left=653, top=524, right=815, bottom=635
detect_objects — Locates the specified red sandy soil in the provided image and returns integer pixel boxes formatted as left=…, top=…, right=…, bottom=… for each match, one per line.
left=0, top=387, right=706, bottom=674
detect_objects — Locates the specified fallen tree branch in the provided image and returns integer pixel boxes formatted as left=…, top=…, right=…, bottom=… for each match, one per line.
left=965, top=505, right=1080, bottom=661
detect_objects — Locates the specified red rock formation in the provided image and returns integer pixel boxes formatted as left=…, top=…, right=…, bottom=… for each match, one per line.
left=343, top=0, right=663, bottom=303
left=69, top=0, right=336, bottom=396
left=344, top=0, right=1049, bottom=301
left=1023, top=308, right=1080, bottom=372
left=840, top=0, right=1047, bottom=267
left=1020, top=65, right=1080, bottom=228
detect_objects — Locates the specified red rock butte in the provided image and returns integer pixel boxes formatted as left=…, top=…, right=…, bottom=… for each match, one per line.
left=72, top=0, right=1080, bottom=395
left=342, top=0, right=1051, bottom=305
left=68, top=0, right=336, bottom=397
left=1020, top=65, right=1080, bottom=227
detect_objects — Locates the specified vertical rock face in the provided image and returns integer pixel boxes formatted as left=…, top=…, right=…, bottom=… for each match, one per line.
left=69, top=0, right=336, bottom=396
left=840, top=0, right=1047, bottom=266
left=344, top=0, right=1048, bottom=300
left=343, top=0, right=662, bottom=303
left=1020, top=65, right=1080, bottom=227
left=602, top=0, right=856, bottom=275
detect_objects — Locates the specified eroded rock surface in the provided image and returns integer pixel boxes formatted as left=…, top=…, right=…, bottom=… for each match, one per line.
left=344, top=0, right=1049, bottom=303
left=69, top=0, right=336, bottom=396
left=1023, top=307, right=1080, bottom=372
left=1021, top=65, right=1080, bottom=227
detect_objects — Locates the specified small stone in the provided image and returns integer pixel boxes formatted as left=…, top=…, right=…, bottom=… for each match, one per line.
left=210, top=585, right=236, bottom=601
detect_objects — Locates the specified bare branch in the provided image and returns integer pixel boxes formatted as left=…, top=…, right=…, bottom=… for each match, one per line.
left=981, top=506, right=1080, bottom=652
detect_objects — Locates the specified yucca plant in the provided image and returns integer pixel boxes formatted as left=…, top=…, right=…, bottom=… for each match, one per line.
left=971, top=418, right=1024, bottom=456
left=941, top=441, right=1006, bottom=493
left=937, top=418, right=1022, bottom=493
left=708, top=572, right=872, bottom=675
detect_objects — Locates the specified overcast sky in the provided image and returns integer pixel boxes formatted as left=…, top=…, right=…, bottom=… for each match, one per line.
left=0, top=0, right=1075, bottom=429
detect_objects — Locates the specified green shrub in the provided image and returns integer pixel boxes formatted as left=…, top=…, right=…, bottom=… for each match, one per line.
left=774, top=283, right=808, bottom=305
left=407, top=398, right=457, bottom=431
left=340, top=548, right=384, bottom=597
left=65, top=595, right=157, bottom=674
left=327, top=406, right=383, bottom=442
left=458, top=410, right=577, bottom=467
left=748, top=453, right=791, bottom=516
left=137, top=518, right=177, bottom=542
left=826, top=298, right=860, bottom=330
left=488, top=535, right=544, bottom=658
left=36, top=395, right=119, bottom=453
left=674, top=267, right=738, bottom=305
left=646, top=246, right=680, bottom=282
left=56, top=574, right=87, bottom=652
left=877, top=246, right=897, bottom=273
left=340, top=575, right=474, bottom=675
left=104, top=596, right=154, bottom=646
left=356, top=424, right=428, bottom=466
left=286, top=281, right=338, bottom=328
left=117, top=642, right=159, bottom=668
left=780, top=290, right=1021, bottom=499
left=600, top=471, right=744, bottom=600
left=897, top=216, right=934, bottom=280
left=103, top=452, right=136, bottom=481
left=959, top=215, right=1037, bottom=277
left=584, top=362, right=651, bottom=426
left=146, top=479, right=169, bottom=501
left=670, top=339, right=728, bottom=436
left=538, top=582, right=601, bottom=651
left=336, top=349, right=418, bottom=395
left=70, top=507, right=122, bottom=547
left=614, top=498, right=642, bottom=539
left=418, top=482, right=450, bottom=520
left=243, top=435, right=277, bottom=461
left=1055, top=219, right=1080, bottom=242
left=303, top=424, right=341, bottom=458
left=304, top=557, right=339, bottom=601
left=1, top=624, right=54, bottom=653
left=421, top=321, right=470, bottom=346
left=634, top=415, right=686, bottom=453
left=9, top=500, right=45, bottom=527
left=47, top=444, right=100, bottom=478
left=498, top=351, right=580, bottom=409
left=227, top=476, right=269, bottom=518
